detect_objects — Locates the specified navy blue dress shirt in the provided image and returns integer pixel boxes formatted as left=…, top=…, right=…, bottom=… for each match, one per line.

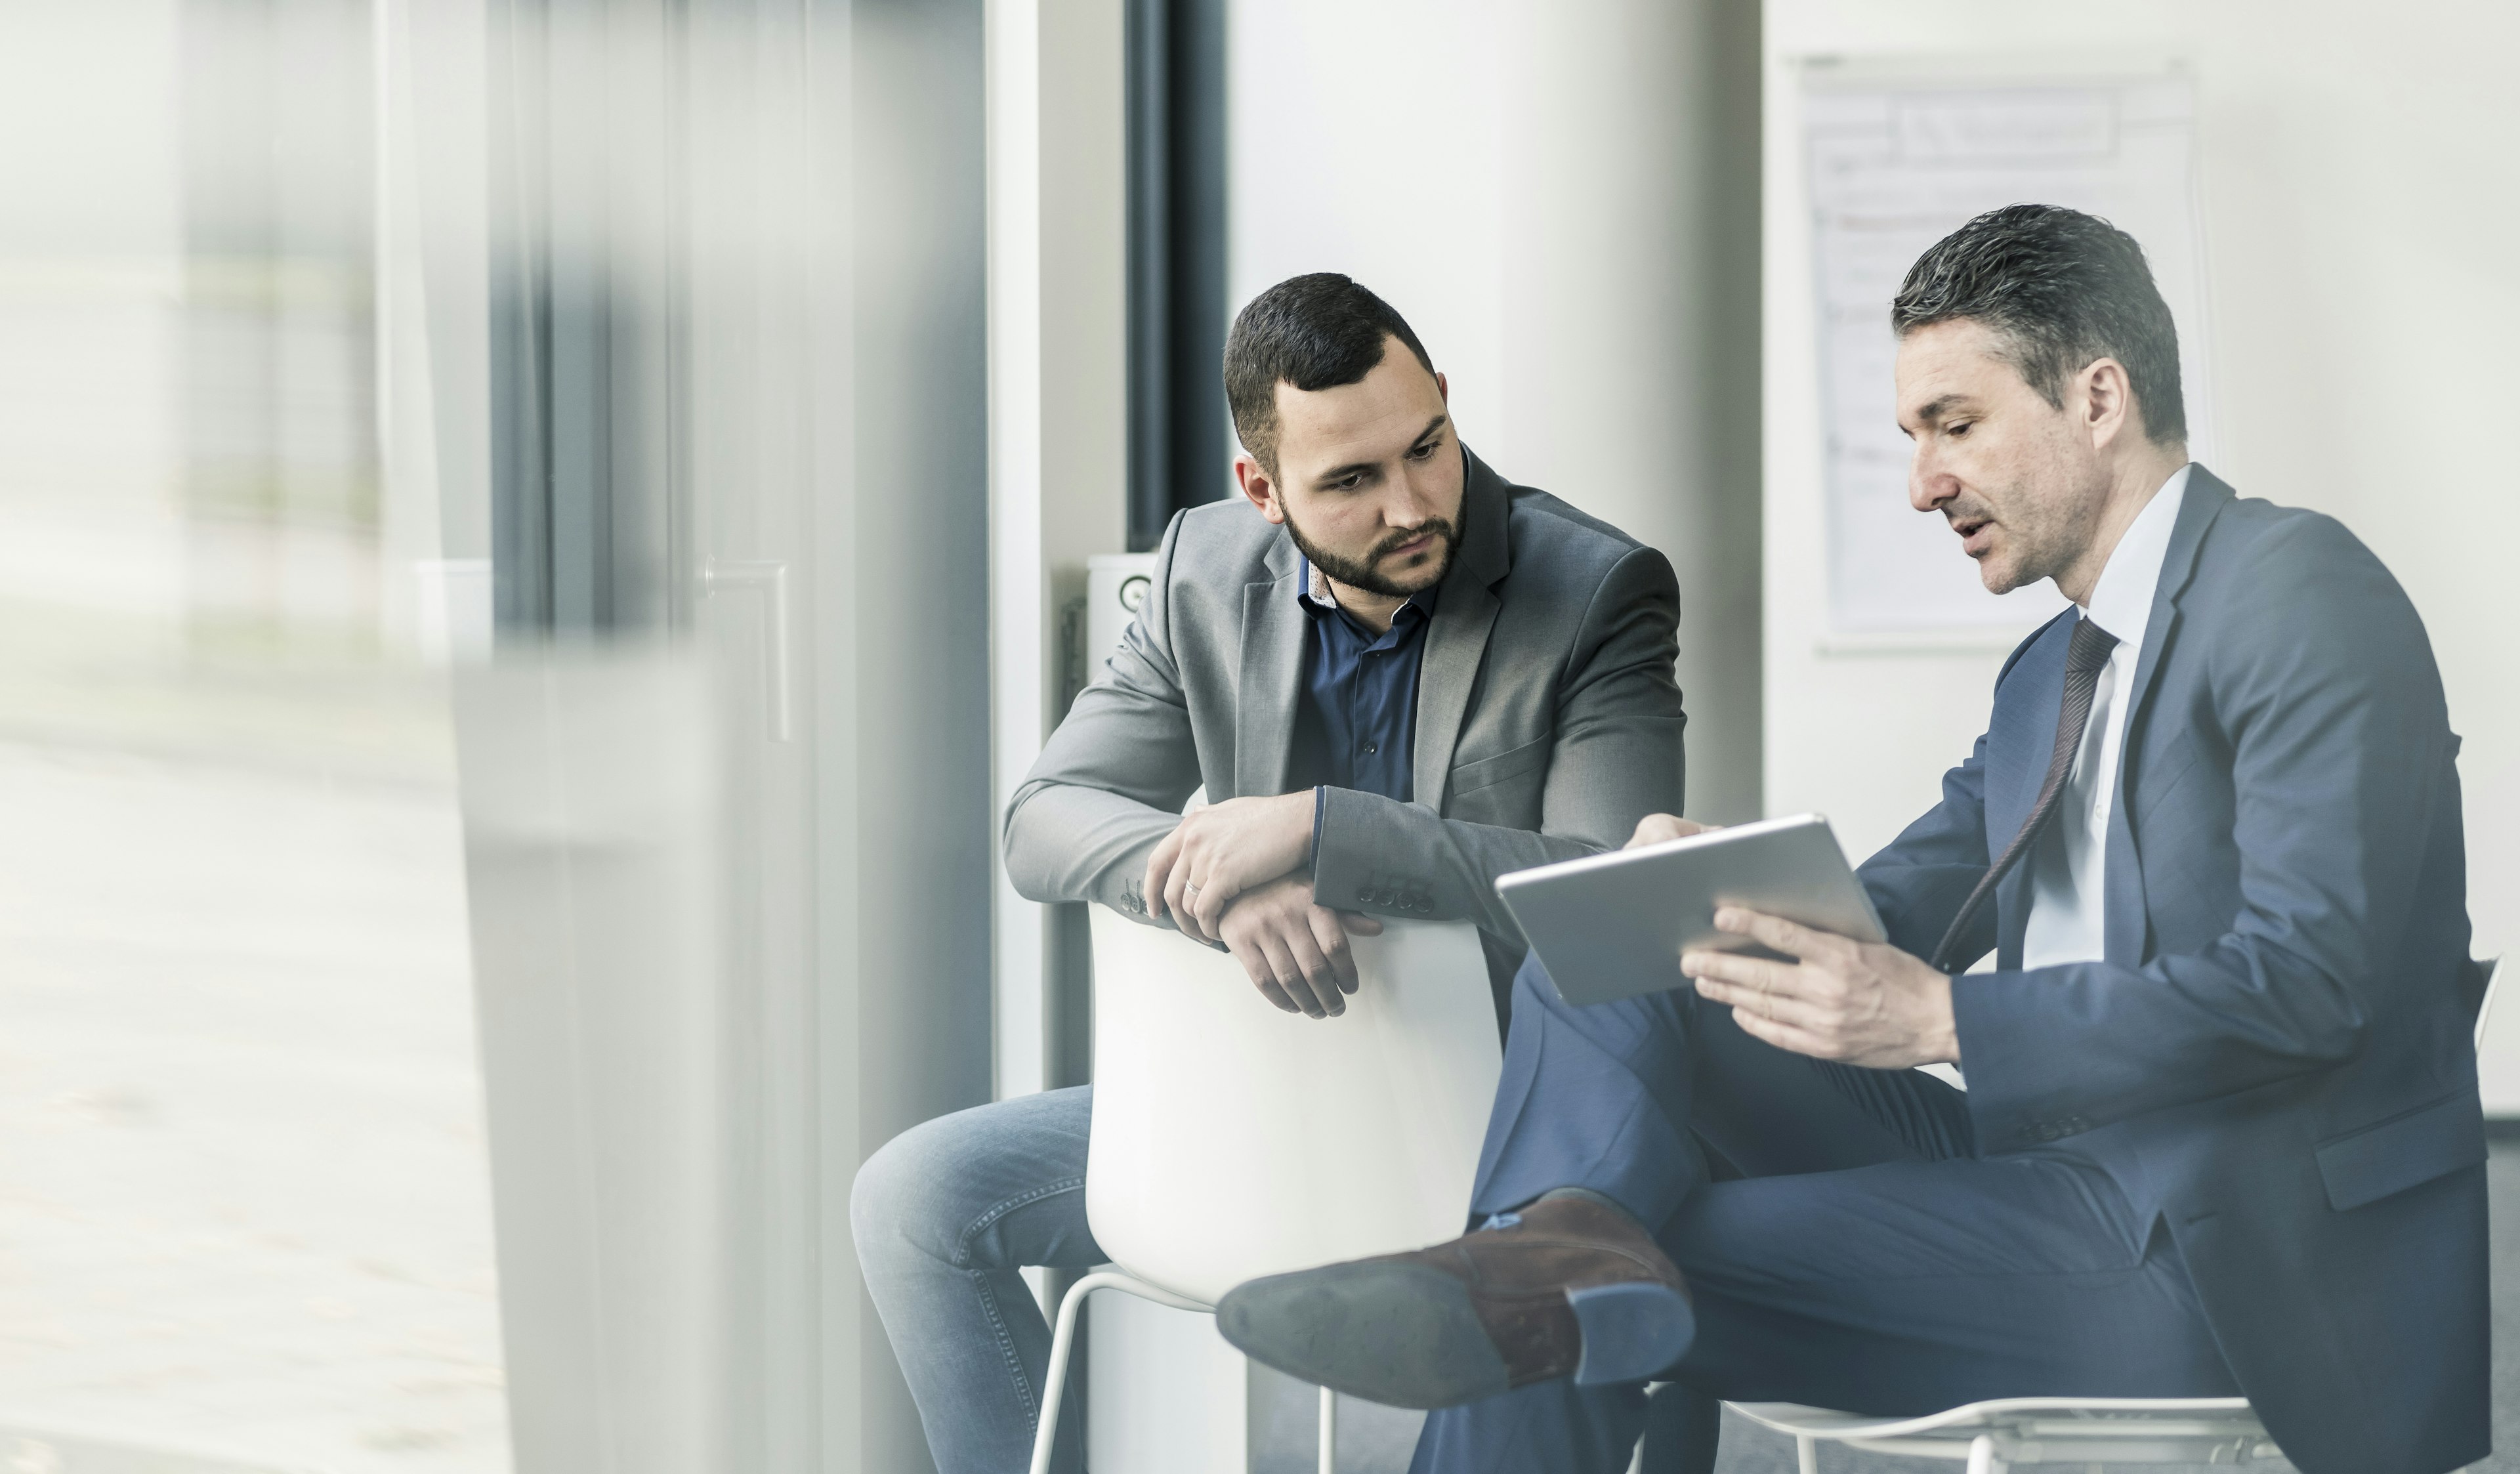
left=1290, top=560, right=1433, bottom=852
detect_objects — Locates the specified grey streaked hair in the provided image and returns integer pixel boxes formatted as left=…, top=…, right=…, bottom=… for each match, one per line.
left=1893, top=204, right=2187, bottom=446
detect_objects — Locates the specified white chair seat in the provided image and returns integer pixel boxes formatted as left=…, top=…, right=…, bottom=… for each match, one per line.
left=1723, top=1391, right=2278, bottom=1471
left=1723, top=1397, right=2277, bottom=1473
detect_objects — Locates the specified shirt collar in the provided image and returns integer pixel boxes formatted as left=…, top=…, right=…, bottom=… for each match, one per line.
left=1303, top=559, right=1337, bottom=607
left=2083, top=461, right=2193, bottom=648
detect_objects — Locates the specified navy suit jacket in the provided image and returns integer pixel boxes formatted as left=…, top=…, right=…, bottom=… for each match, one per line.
left=1856, top=468, right=2487, bottom=1474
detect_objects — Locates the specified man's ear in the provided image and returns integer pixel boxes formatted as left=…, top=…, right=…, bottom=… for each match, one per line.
left=1234, top=452, right=1288, bottom=526
left=1435, top=370, right=1449, bottom=404
left=2079, top=356, right=2136, bottom=452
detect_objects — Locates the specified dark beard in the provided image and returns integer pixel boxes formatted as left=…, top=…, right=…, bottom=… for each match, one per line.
left=1283, top=505, right=1463, bottom=599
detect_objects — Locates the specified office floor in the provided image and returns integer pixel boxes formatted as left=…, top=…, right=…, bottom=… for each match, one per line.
left=0, top=604, right=509, bottom=1474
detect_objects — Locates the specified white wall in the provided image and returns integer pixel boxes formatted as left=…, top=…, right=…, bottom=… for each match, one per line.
left=1763, top=3, right=2520, bottom=1051
left=1230, top=0, right=1764, bottom=822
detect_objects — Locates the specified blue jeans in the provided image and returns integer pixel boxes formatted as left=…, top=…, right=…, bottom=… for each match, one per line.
left=852, top=1085, right=1102, bottom=1474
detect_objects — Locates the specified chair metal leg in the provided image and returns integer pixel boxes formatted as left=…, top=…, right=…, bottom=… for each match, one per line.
left=1026, top=1275, right=1095, bottom=1474
left=1025, top=1270, right=1217, bottom=1474
left=1965, top=1433, right=2005, bottom=1474
left=1318, top=1384, right=1337, bottom=1474
left=1797, top=1433, right=1818, bottom=1474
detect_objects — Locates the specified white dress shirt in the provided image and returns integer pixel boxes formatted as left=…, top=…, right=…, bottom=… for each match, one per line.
left=2021, top=463, right=2193, bottom=970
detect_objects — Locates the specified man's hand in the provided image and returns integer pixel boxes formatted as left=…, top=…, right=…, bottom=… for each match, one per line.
left=1626, top=813, right=1722, bottom=849
left=1681, top=907, right=1960, bottom=1068
left=1144, top=791, right=1316, bottom=944
left=1215, top=874, right=1384, bottom=1019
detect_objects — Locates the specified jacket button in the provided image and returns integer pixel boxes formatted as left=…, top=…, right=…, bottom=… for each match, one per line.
left=1358, top=887, right=1376, bottom=904
left=1416, top=902, right=1433, bottom=916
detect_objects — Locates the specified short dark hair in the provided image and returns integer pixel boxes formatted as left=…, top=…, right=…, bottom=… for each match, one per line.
left=1223, top=274, right=1437, bottom=474
left=1892, top=204, right=2187, bottom=446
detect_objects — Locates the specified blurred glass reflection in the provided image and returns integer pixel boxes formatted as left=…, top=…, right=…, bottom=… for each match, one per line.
left=0, top=0, right=990, bottom=1466
left=0, top=3, right=507, bottom=1470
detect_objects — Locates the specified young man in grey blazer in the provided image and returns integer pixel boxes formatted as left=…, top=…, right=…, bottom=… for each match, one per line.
left=850, top=274, right=1690, bottom=1474
left=1219, top=209, right=2485, bottom=1474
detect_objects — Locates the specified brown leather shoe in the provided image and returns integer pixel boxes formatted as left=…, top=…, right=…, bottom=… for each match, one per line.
left=1213, top=1193, right=1694, bottom=1409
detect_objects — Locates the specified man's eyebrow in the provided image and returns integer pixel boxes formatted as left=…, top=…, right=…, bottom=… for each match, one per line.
left=1909, top=394, right=1973, bottom=427
left=1311, top=415, right=1452, bottom=488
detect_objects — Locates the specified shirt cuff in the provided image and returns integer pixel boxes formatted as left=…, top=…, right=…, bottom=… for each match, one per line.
left=1311, top=785, right=1328, bottom=868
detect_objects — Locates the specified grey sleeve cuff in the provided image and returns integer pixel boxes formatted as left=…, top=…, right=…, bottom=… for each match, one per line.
left=1311, top=784, right=1443, bottom=919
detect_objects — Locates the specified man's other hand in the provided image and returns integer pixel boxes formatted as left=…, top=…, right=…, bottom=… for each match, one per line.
left=1216, top=875, right=1383, bottom=1019
left=1145, top=791, right=1316, bottom=944
left=1681, top=907, right=1960, bottom=1069
left=1626, top=813, right=1722, bottom=849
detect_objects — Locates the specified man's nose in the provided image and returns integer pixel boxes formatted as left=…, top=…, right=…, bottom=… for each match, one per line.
left=1385, top=467, right=1435, bottom=528
left=1909, top=447, right=1956, bottom=514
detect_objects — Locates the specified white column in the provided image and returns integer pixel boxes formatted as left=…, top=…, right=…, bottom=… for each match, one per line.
left=1494, top=0, right=1763, bottom=823
left=1229, top=0, right=1763, bottom=825
left=987, top=0, right=1128, bottom=1103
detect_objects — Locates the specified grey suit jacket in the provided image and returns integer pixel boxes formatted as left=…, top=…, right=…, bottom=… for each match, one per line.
left=1004, top=449, right=1686, bottom=956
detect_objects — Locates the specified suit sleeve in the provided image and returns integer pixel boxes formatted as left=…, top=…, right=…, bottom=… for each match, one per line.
left=1946, top=516, right=2459, bottom=1152
left=1309, top=545, right=1689, bottom=938
left=1001, top=512, right=1206, bottom=925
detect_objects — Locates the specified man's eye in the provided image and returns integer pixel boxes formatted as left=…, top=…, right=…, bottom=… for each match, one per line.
left=1946, top=422, right=1971, bottom=438
left=1408, top=440, right=1438, bottom=460
left=1335, top=473, right=1364, bottom=490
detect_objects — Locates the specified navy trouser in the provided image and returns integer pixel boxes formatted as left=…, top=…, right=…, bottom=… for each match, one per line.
left=1411, top=956, right=2240, bottom=1474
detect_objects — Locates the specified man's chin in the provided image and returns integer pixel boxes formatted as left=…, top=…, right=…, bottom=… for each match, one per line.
left=1378, top=544, right=1453, bottom=594
left=1977, top=563, right=2038, bottom=597
left=1964, top=543, right=2027, bottom=596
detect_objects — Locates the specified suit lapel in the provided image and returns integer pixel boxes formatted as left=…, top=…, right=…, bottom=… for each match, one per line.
left=1234, top=538, right=1307, bottom=800
left=2102, top=466, right=2232, bottom=963
left=2116, top=468, right=2229, bottom=762
left=1411, top=450, right=1511, bottom=812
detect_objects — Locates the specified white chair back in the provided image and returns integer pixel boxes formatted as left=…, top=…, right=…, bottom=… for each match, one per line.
left=1085, top=909, right=1504, bottom=1306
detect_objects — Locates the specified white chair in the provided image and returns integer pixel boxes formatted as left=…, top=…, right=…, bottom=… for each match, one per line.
left=1725, top=1397, right=2276, bottom=1473
left=1027, top=908, right=1505, bottom=1474
left=1680, top=956, right=2507, bottom=1474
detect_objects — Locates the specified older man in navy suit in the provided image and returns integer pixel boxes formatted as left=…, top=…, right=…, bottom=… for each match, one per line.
left=1217, top=205, right=2487, bottom=1474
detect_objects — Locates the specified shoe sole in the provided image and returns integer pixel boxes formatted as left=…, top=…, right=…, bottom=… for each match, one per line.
left=1215, top=1265, right=1698, bottom=1408
left=1215, top=1261, right=1513, bottom=1410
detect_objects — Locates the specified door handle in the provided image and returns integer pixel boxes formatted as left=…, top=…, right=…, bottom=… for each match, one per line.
left=702, top=558, right=794, bottom=742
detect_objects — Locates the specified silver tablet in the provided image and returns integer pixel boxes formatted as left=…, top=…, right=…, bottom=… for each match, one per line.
left=1493, top=814, right=1885, bottom=1008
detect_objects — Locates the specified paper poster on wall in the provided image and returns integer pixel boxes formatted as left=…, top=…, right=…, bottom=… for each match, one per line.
left=1801, top=62, right=2212, bottom=638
